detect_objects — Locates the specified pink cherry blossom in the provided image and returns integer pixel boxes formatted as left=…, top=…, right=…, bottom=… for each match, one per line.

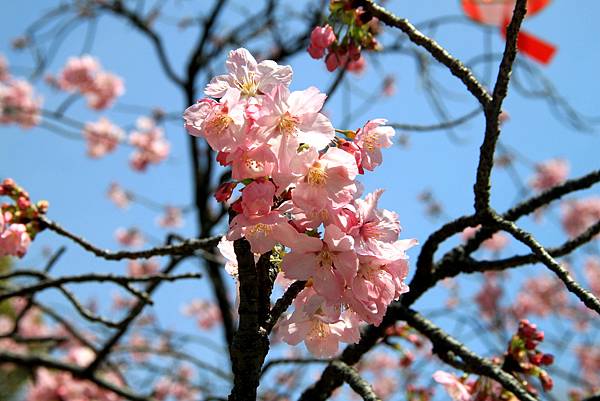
left=530, top=158, right=569, bottom=191
left=461, top=225, right=509, bottom=252
left=182, top=299, right=222, bottom=330
left=512, top=274, right=568, bottom=318
left=58, top=55, right=100, bottom=92
left=241, top=179, right=275, bottom=217
left=129, top=117, right=170, bottom=171
left=83, top=117, right=124, bottom=158
left=26, top=368, right=123, bottom=401
left=347, top=54, right=366, bottom=74
left=257, top=85, right=334, bottom=168
left=107, top=182, right=131, bottom=208
left=561, top=197, right=600, bottom=238
left=157, top=206, right=184, bottom=228
left=433, top=370, right=472, bottom=401
left=584, top=257, right=600, bottom=296
left=307, top=25, right=336, bottom=59
left=183, top=90, right=245, bottom=152
left=354, top=119, right=395, bottom=171
left=292, top=147, right=358, bottom=212
left=215, top=181, right=237, bottom=203
left=474, top=273, right=503, bottom=319
left=346, top=251, right=411, bottom=325
left=278, top=287, right=359, bottom=357
left=0, top=54, right=9, bottom=81
left=282, top=224, right=358, bottom=303
left=382, top=75, right=395, bottom=96
left=227, top=211, right=299, bottom=254
left=128, top=259, right=159, bottom=277
left=115, top=227, right=145, bottom=247
left=205, top=48, right=292, bottom=98
left=228, top=144, right=277, bottom=181
left=347, top=190, right=407, bottom=258
left=85, top=71, right=124, bottom=110
left=0, top=79, right=42, bottom=128
left=0, top=223, right=31, bottom=257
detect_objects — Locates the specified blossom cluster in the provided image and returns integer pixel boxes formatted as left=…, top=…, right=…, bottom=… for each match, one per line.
left=82, top=115, right=170, bottom=170
left=0, top=178, right=48, bottom=258
left=561, top=196, right=600, bottom=239
left=184, top=48, right=415, bottom=357
left=0, top=55, right=42, bottom=128
left=56, top=55, right=124, bottom=110
left=307, top=1, right=382, bottom=73
left=26, top=347, right=124, bottom=401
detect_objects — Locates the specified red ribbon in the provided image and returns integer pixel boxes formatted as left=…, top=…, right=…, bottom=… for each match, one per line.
left=462, top=0, right=557, bottom=64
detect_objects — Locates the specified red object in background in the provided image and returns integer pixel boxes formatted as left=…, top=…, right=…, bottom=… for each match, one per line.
left=462, top=0, right=557, bottom=64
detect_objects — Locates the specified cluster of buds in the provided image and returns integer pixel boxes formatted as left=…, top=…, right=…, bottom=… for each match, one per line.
left=307, top=0, right=382, bottom=72
left=505, top=319, right=554, bottom=392
left=0, top=178, right=48, bottom=258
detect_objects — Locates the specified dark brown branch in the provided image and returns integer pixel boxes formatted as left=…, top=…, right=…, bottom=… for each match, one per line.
left=459, top=221, right=600, bottom=274
left=330, top=361, right=381, bottom=401
left=84, top=256, right=186, bottom=373
left=264, top=280, right=307, bottom=334
left=40, top=216, right=221, bottom=261
left=473, top=0, right=527, bottom=213
left=97, top=0, right=184, bottom=87
left=390, top=107, right=481, bottom=132
left=228, top=238, right=271, bottom=401
left=0, top=271, right=202, bottom=302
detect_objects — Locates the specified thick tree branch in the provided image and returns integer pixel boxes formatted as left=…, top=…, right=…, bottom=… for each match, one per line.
left=473, top=0, right=527, bottom=213
left=330, top=361, right=381, bottom=401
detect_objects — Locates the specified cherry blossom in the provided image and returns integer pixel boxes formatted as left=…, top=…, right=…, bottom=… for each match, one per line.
left=561, top=197, right=600, bottom=238
left=157, top=206, right=184, bottom=228
left=0, top=222, right=31, bottom=258
left=204, top=48, right=292, bottom=98
left=432, top=370, right=472, bottom=401
left=83, top=117, right=125, bottom=158
left=462, top=225, right=510, bottom=252
left=58, top=55, right=100, bottom=92
left=115, top=227, right=145, bottom=247
left=182, top=299, right=222, bottom=330
left=0, top=54, right=9, bottom=81
left=529, top=158, right=569, bottom=191
left=128, top=259, right=159, bottom=277
left=129, top=117, right=170, bottom=171
left=308, top=25, right=337, bottom=59
left=107, top=182, right=131, bottom=208
left=0, top=79, right=42, bottom=128
left=184, top=47, right=414, bottom=357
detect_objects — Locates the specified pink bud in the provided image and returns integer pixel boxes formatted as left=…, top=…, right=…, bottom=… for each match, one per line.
left=310, top=25, right=336, bottom=49
left=216, top=151, right=231, bottom=166
left=215, top=182, right=237, bottom=203
left=541, top=353, right=554, bottom=365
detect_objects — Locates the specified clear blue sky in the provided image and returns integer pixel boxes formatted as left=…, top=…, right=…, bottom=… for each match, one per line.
left=1, top=0, right=599, bottom=398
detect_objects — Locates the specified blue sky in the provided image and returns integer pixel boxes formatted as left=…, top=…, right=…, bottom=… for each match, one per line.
left=1, top=0, right=599, bottom=397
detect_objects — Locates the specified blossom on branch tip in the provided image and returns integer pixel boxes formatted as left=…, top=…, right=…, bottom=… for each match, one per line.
left=204, top=48, right=292, bottom=98
left=83, top=117, right=124, bottom=158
